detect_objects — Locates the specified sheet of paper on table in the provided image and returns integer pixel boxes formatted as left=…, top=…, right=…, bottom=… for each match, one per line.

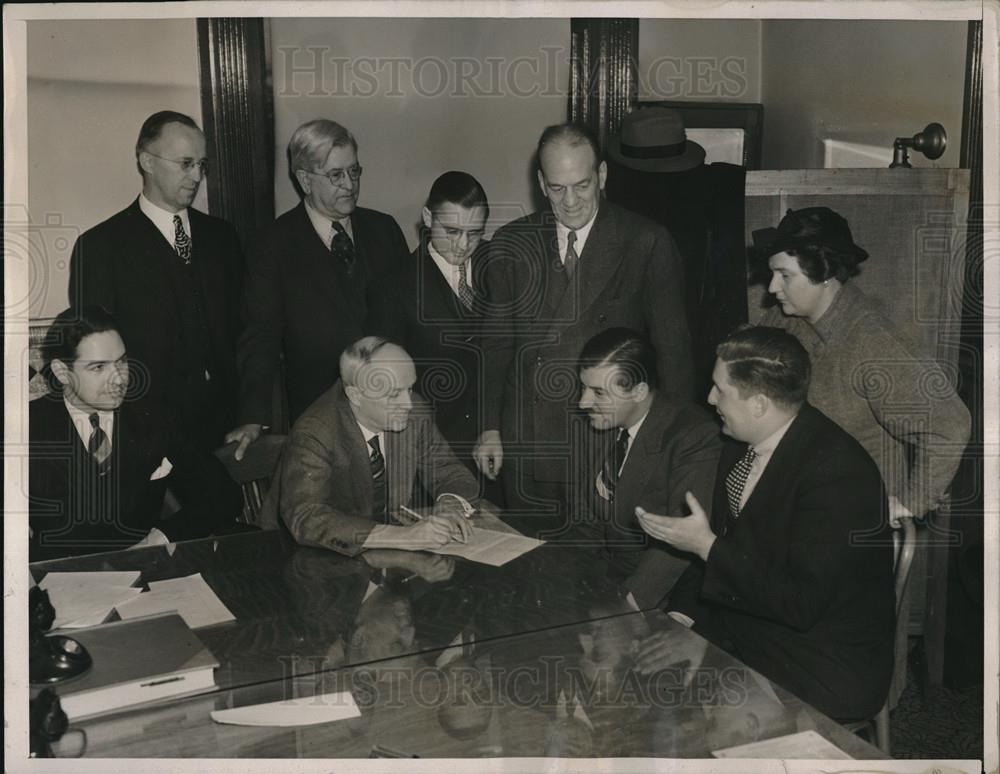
left=712, top=729, right=853, bottom=759
left=430, top=528, right=544, bottom=566
left=210, top=691, right=361, bottom=727
left=40, top=571, right=143, bottom=629
left=114, top=572, right=235, bottom=629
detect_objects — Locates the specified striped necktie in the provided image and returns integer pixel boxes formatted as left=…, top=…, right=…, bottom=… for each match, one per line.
left=601, top=428, right=630, bottom=503
left=369, top=435, right=387, bottom=519
left=88, top=412, right=113, bottom=474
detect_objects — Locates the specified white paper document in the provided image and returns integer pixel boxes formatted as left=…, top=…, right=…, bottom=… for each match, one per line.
left=115, top=572, right=235, bottom=629
left=712, top=730, right=852, bottom=759
left=210, top=691, right=361, bottom=727
left=430, top=528, right=543, bottom=566
left=41, top=571, right=143, bottom=629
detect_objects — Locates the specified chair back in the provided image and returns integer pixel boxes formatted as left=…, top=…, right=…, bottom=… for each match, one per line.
left=213, top=435, right=286, bottom=524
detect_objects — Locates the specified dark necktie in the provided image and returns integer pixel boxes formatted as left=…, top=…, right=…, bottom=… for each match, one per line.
left=173, top=215, right=192, bottom=265
left=88, top=412, right=112, bottom=475
left=331, top=221, right=357, bottom=274
left=725, top=446, right=758, bottom=520
left=601, top=428, right=630, bottom=503
left=564, top=229, right=579, bottom=278
left=368, top=435, right=387, bottom=519
left=457, top=261, right=475, bottom=311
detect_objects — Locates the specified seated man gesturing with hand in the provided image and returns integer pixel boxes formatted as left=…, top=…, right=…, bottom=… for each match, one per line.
left=272, top=336, right=482, bottom=554
left=633, top=326, right=895, bottom=722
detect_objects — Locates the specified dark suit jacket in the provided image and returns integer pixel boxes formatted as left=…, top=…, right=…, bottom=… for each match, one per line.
left=237, top=202, right=409, bottom=426
left=68, top=199, right=243, bottom=449
left=369, top=238, right=492, bottom=463
left=269, top=381, right=481, bottom=557
left=573, top=393, right=721, bottom=608
left=483, top=201, right=692, bottom=482
left=669, top=404, right=896, bottom=721
left=29, top=394, right=242, bottom=563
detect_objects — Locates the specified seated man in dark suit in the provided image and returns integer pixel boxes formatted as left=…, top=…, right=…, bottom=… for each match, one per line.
left=230, top=119, right=410, bottom=459
left=572, top=328, right=721, bottom=608
left=274, top=336, right=485, bottom=556
left=634, top=326, right=895, bottom=721
left=370, top=171, right=494, bottom=480
left=29, top=306, right=243, bottom=563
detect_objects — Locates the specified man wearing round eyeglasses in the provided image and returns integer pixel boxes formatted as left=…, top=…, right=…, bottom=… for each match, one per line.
left=68, top=111, right=244, bottom=454
left=230, top=119, right=409, bottom=460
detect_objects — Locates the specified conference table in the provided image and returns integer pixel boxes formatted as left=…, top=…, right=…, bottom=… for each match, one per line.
left=30, top=528, right=885, bottom=760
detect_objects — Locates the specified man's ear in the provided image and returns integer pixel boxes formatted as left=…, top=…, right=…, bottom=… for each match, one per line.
left=751, top=393, right=770, bottom=418
left=49, top=359, right=72, bottom=388
left=421, top=206, right=433, bottom=230
left=597, top=160, right=608, bottom=190
left=138, top=150, right=155, bottom=176
left=536, top=168, right=547, bottom=197
left=293, top=168, right=312, bottom=196
left=344, top=384, right=362, bottom=408
left=630, top=382, right=650, bottom=403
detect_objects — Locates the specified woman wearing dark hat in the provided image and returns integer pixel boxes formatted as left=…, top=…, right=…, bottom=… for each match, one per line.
left=754, top=206, right=971, bottom=704
left=754, top=206, right=970, bottom=525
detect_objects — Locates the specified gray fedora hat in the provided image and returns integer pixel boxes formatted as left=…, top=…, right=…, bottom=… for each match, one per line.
left=609, top=107, right=706, bottom=173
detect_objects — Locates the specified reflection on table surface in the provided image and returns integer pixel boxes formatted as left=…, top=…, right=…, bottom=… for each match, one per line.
left=30, top=527, right=636, bottom=691
left=53, top=609, right=885, bottom=759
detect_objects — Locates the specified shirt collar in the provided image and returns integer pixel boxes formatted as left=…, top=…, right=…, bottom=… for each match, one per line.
left=139, top=193, right=189, bottom=246
left=355, top=420, right=382, bottom=449
left=752, top=413, right=796, bottom=458
left=304, top=199, right=353, bottom=249
left=623, top=407, right=650, bottom=445
left=555, top=204, right=600, bottom=256
left=63, top=396, right=115, bottom=446
left=427, top=240, right=473, bottom=293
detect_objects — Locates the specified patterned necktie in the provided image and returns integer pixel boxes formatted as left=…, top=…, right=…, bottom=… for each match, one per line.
left=725, top=446, right=758, bottom=519
left=368, top=435, right=387, bottom=519
left=564, top=230, right=579, bottom=278
left=457, top=261, right=475, bottom=311
left=601, top=428, right=630, bottom=503
left=331, top=221, right=357, bottom=274
left=173, top=215, right=192, bottom=265
left=88, top=412, right=112, bottom=474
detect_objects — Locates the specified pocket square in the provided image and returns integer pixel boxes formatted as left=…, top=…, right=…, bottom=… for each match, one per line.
left=149, top=456, right=173, bottom=480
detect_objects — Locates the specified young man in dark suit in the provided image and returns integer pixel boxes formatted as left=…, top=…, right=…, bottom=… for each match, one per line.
left=370, top=171, right=495, bottom=485
left=29, top=307, right=242, bottom=563
left=231, top=119, right=410, bottom=457
left=572, top=328, right=721, bottom=609
left=634, top=326, right=895, bottom=722
left=474, top=123, right=693, bottom=537
left=68, top=111, right=244, bottom=452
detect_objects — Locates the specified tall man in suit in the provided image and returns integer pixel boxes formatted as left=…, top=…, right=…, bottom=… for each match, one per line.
left=573, top=328, right=721, bottom=609
left=230, top=120, right=410, bottom=458
left=29, top=307, right=242, bottom=563
left=68, top=111, right=243, bottom=452
left=474, top=122, right=693, bottom=536
left=371, top=171, right=494, bottom=482
left=634, top=327, right=895, bottom=721
left=273, top=336, right=485, bottom=556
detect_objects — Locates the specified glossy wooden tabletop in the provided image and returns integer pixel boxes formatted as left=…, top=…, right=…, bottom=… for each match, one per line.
left=31, top=526, right=639, bottom=692
left=52, top=607, right=884, bottom=759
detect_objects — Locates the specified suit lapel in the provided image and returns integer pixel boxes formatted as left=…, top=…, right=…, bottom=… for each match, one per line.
left=334, top=389, right=376, bottom=518
left=553, top=204, right=625, bottom=322
left=615, top=397, right=670, bottom=514
left=290, top=204, right=354, bottom=309
left=733, top=408, right=812, bottom=524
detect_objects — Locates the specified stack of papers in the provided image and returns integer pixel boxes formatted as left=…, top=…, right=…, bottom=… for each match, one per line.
left=115, top=573, right=235, bottom=629
left=40, top=571, right=143, bottom=629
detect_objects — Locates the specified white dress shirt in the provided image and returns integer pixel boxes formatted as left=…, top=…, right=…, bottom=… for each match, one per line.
left=64, top=397, right=115, bottom=447
left=428, top=241, right=474, bottom=296
left=139, top=192, right=190, bottom=249
left=555, top=206, right=599, bottom=264
left=304, top=199, right=354, bottom=249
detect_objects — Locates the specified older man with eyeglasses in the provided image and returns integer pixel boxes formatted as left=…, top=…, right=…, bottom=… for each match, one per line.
left=228, top=119, right=410, bottom=459
left=69, top=110, right=244, bottom=453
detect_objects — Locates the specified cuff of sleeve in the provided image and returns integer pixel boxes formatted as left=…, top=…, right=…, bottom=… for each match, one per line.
left=436, top=492, right=475, bottom=517
left=666, top=611, right=695, bottom=628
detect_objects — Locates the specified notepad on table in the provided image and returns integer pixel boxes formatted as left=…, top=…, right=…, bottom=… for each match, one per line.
left=115, top=572, right=235, bottom=629
left=40, top=571, right=143, bottom=629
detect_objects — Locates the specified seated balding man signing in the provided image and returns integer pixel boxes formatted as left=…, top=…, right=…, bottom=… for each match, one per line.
left=272, top=336, right=484, bottom=554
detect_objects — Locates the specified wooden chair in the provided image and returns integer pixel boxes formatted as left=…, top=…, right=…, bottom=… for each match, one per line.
left=847, top=517, right=918, bottom=755
left=212, top=435, right=286, bottom=525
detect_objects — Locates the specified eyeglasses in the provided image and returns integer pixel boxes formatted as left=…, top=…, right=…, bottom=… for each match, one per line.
left=305, top=164, right=363, bottom=187
left=144, top=151, right=210, bottom=176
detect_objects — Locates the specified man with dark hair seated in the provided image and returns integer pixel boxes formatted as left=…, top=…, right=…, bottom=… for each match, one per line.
left=634, top=326, right=895, bottom=722
left=29, top=306, right=243, bottom=563
left=572, top=327, right=721, bottom=608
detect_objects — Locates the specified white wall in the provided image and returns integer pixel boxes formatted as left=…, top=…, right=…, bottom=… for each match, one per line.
left=638, top=19, right=762, bottom=102
left=270, top=18, right=570, bottom=247
left=760, top=20, right=967, bottom=169
left=27, top=19, right=204, bottom=319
